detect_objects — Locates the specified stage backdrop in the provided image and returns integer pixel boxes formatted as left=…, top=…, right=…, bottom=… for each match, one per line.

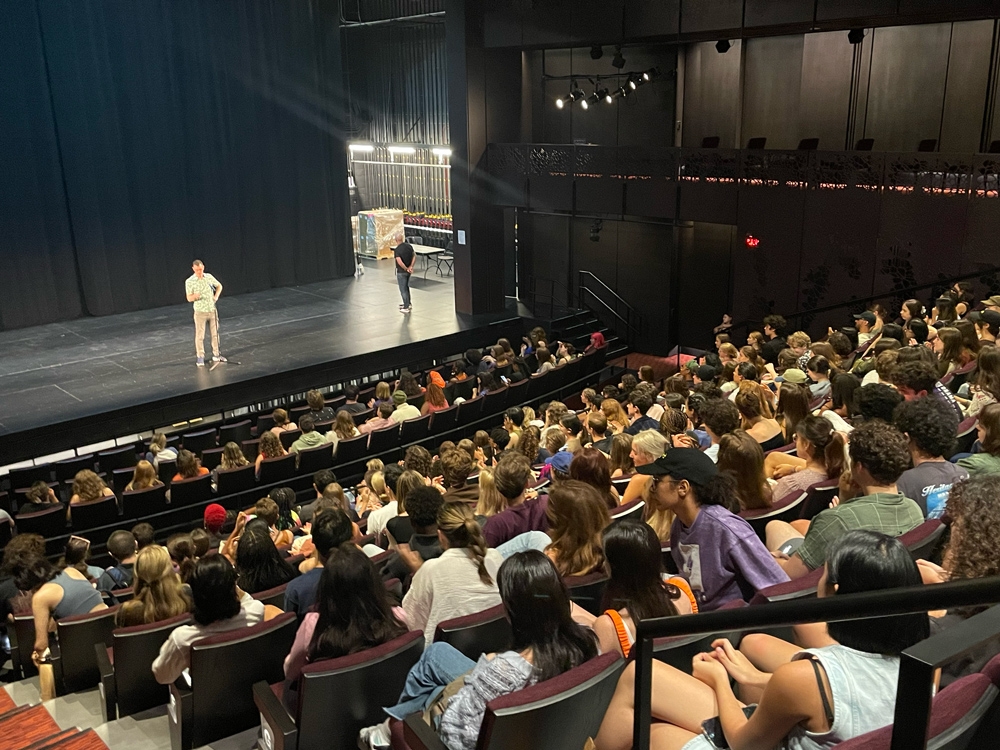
left=0, top=0, right=354, bottom=330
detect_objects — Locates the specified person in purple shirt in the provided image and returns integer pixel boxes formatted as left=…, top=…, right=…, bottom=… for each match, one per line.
left=637, top=449, right=788, bottom=611
left=483, top=453, right=549, bottom=548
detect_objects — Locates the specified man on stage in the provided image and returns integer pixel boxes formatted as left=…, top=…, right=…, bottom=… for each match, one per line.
left=185, top=260, right=226, bottom=367
left=393, top=233, right=415, bottom=313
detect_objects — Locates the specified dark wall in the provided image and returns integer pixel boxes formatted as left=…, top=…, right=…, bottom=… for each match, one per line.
left=683, top=20, right=1000, bottom=152
left=0, top=0, right=354, bottom=329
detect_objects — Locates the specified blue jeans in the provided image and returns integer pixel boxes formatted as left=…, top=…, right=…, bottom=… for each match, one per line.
left=397, top=271, right=411, bottom=308
left=496, top=530, right=551, bottom=559
left=384, top=642, right=475, bottom=720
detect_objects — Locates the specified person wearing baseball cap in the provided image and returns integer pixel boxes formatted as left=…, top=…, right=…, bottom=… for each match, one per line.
left=968, top=309, right=1000, bottom=344
left=980, top=294, right=1000, bottom=312
left=637, top=449, right=787, bottom=610
left=853, top=311, right=877, bottom=347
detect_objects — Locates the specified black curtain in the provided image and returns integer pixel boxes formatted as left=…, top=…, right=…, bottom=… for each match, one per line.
left=0, top=0, right=353, bottom=328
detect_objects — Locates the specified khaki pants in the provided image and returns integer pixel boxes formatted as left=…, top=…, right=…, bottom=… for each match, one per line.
left=193, top=311, right=219, bottom=359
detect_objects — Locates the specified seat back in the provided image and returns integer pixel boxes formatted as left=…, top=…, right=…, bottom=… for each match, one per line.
left=111, top=614, right=192, bottom=717
left=750, top=565, right=825, bottom=605
left=57, top=606, right=119, bottom=693
left=98, top=446, right=137, bottom=473
left=477, top=653, right=625, bottom=750
left=334, top=433, right=369, bottom=464
left=8, top=463, right=52, bottom=491
left=216, top=464, right=256, bottom=496
left=71, top=496, right=120, bottom=532
left=295, top=444, right=334, bottom=475
left=428, top=406, right=458, bottom=436
left=855, top=138, right=875, bottom=151
left=256, top=414, right=277, bottom=435
left=181, top=428, right=217, bottom=457
left=952, top=417, right=979, bottom=458
left=798, top=480, right=839, bottom=521
left=399, top=413, right=432, bottom=443
left=740, top=492, right=807, bottom=542
left=506, top=377, right=529, bottom=404
left=218, top=419, right=253, bottom=447
left=170, top=473, right=214, bottom=507
left=351, top=408, right=374, bottom=426
left=367, top=424, right=401, bottom=454
left=296, top=630, right=425, bottom=749
left=156, top=458, right=177, bottom=485
left=258, top=453, right=297, bottom=484
left=185, top=613, right=297, bottom=748
left=900, top=519, right=946, bottom=561
left=482, top=387, right=509, bottom=415
left=448, top=378, right=475, bottom=403
left=278, top=430, right=302, bottom=451
left=110, top=467, right=134, bottom=497
left=16, top=505, right=67, bottom=538
left=200, top=447, right=224, bottom=471
left=9, top=612, right=38, bottom=679
left=433, top=604, right=512, bottom=660
left=610, top=499, right=645, bottom=524
left=456, top=396, right=484, bottom=427
left=525, top=371, right=549, bottom=400
left=652, top=600, right=747, bottom=671
left=797, top=137, right=820, bottom=150
left=252, top=584, right=289, bottom=609
left=54, top=455, right=95, bottom=483
left=564, top=573, right=609, bottom=616
left=122, top=484, right=168, bottom=520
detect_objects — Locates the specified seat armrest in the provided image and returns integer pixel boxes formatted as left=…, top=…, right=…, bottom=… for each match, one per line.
left=403, top=713, right=448, bottom=750
left=253, top=680, right=297, bottom=750
left=168, top=678, right=193, bottom=750
left=95, top=644, right=116, bottom=722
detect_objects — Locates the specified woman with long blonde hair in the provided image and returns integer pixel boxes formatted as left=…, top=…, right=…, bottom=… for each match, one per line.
left=125, top=460, right=161, bottom=492
left=116, top=545, right=191, bottom=627
left=475, top=468, right=506, bottom=517
left=220, top=442, right=249, bottom=470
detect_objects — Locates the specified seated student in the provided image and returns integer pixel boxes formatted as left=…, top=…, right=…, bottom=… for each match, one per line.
left=203, top=503, right=227, bottom=549
left=172, top=450, right=208, bottom=483
left=152, top=555, right=272, bottom=684
left=439, top=448, right=480, bottom=505
left=892, top=358, right=964, bottom=420
left=284, top=508, right=354, bottom=621
left=893, top=397, right=967, bottom=518
left=212, top=443, right=250, bottom=485
left=421, top=371, right=451, bottom=415
left=167, top=534, right=197, bottom=582
left=595, top=530, right=929, bottom=750
left=0, top=536, right=45, bottom=624
left=959, top=343, right=999, bottom=418
left=590, top=521, right=696, bottom=658
left=255, top=496, right=295, bottom=549
left=341, top=384, right=369, bottom=415
left=305, top=388, right=335, bottom=423
left=389, top=390, right=421, bottom=423
left=17, top=481, right=64, bottom=516
left=734, top=383, right=783, bottom=451
left=363, top=551, right=598, bottom=750
left=295, top=469, right=337, bottom=525
left=190, top=529, right=211, bottom=558
left=501, top=407, right=524, bottom=450
left=958, top=403, right=1000, bottom=477
left=365, top=464, right=404, bottom=539
left=289, top=415, right=331, bottom=454
left=6, top=550, right=106, bottom=669
left=917, top=477, right=1000, bottom=685
left=69, top=469, right=115, bottom=509
left=384, top=470, right=426, bottom=547
left=608, top=433, right=635, bottom=478
left=330, top=410, right=361, bottom=452
left=395, top=485, right=445, bottom=563
left=545, top=481, right=610, bottom=577
left=625, top=388, right=660, bottom=435
left=619, top=430, right=667, bottom=505
left=125, top=460, right=162, bottom=492
left=254, top=432, right=287, bottom=478
left=61, top=536, right=105, bottom=581
left=284, top=543, right=408, bottom=688
left=360, top=402, right=395, bottom=434
left=97, top=530, right=138, bottom=594
left=768, top=420, right=924, bottom=580
left=115, top=545, right=192, bottom=627
left=717, top=430, right=772, bottom=512
left=235, top=523, right=296, bottom=595
left=815, top=374, right=857, bottom=434
left=587, top=412, right=614, bottom=455
left=482, top=452, right=547, bottom=547
left=764, top=416, right=846, bottom=503
left=638, top=449, right=788, bottom=610
left=269, top=408, right=298, bottom=436
left=132, top=522, right=156, bottom=550
left=570, top=448, right=621, bottom=510
left=698, top=398, right=741, bottom=463
left=146, top=432, right=178, bottom=469
left=400, top=502, right=503, bottom=643
left=854, top=381, right=904, bottom=423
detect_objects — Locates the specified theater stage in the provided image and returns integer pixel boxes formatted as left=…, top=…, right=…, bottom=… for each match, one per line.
left=0, top=260, right=522, bottom=465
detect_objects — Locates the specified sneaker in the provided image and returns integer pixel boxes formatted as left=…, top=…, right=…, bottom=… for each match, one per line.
left=212, top=355, right=227, bottom=363
left=400, top=307, right=411, bottom=314
left=359, top=719, right=391, bottom=750
left=196, top=357, right=204, bottom=367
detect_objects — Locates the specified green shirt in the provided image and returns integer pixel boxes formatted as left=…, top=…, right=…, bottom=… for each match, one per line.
left=957, top=452, right=1000, bottom=477
left=796, top=492, right=924, bottom=571
left=185, top=273, right=220, bottom=313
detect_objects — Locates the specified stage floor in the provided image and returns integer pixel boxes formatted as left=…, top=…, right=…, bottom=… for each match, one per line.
left=0, top=260, right=509, bottom=446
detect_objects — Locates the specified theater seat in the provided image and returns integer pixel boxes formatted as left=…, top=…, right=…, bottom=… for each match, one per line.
left=14, top=505, right=67, bottom=539
left=652, top=599, right=746, bottom=672
left=169, top=612, right=297, bottom=749
left=750, top=565, right=825, bottom=606
left=54, top=606, right=119, bottom=694
left=899, top=519, right=946, bottom=562
left=97, top=613, right=192, bottom=721
left=252, top=583, right=290, bottom=610
left=71, top=496, right=120, bottom=532
left=610, top=498, right=645, bottom=524
left=798, top=480, right=839, bottom=522
left=564, top=573, right=609, bottom=616
left=433, top=604, right=512, bottom=660
left=740, top=491, right=807, bottom=542
left=398, top=652, right=625, bottom=750
left=254, top=629, right=424, bottom=750
left=259, top=453, right=297, bottom=484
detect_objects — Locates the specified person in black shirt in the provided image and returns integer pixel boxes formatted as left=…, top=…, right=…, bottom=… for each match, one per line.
left=339, top=384, right=369, bottom=415
left=759, top=314, right=789, bottom=366
left=393, top=234, right=415, bottom=313
left=17, top=481, right=64, bottom=516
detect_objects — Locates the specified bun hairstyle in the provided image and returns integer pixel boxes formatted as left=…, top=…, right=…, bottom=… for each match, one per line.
left=794, top=415, right=846, bottom=478
left=438, top=502, right=493, bottom=586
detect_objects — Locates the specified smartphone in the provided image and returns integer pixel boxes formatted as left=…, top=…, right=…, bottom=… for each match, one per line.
left=501, top=376, right=509, bottom=384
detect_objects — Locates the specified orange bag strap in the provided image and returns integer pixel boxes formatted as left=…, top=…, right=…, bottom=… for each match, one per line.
left=666, top=576, right=699, bottom=614
left=604, top=609, right=633, bottom=658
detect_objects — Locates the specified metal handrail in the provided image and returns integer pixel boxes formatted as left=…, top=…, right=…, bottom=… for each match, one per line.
left=631, top=576, right=1000, bottom=750
left=578, top=287, right=637, bottom=335
left=578, top=270, right=639, bottom=319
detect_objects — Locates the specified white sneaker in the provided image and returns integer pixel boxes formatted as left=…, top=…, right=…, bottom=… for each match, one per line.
left=196, top=357, right=205, bottom=367
left=212, top=355, right=227, bottom=363
left=400, top=307, right=411, bottom=314
left=359, top=718, right=391, bottom=749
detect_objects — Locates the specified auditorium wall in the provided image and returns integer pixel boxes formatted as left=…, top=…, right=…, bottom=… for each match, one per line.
left=0, top=0, right=354, bottom=330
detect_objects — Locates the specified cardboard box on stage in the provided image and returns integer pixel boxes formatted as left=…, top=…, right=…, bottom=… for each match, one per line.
left=357, top=209, right=403, bottom=259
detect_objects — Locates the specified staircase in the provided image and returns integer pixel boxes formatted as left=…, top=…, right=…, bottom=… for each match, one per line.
left=548, top=308, right=629, bottom=361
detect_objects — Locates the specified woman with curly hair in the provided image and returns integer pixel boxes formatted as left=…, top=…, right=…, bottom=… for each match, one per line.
left=516, top=424, right=542, bottom=465
left=421, top=372, right=450, bottom=415
left=235, top=523, right=295, bottom=594
left=116, top=545, right=192, bottom=627
left=70, top=469, right=115, bottom=508
left=545, top=481, right=610, bottom=577
left=254, top=431, right=286, bottom=477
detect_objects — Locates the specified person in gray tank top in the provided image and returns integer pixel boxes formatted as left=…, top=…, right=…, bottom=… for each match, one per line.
left=8, top=552, right=107, bottom=668
left=595, top=531, right=929, bottom=750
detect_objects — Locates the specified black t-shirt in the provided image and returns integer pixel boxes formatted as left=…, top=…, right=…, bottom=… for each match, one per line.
left=394, top=242, right=415, bottom=272
left=17, top=501, right=63, bottom=516
left=386, top=516, right=414, bottom=546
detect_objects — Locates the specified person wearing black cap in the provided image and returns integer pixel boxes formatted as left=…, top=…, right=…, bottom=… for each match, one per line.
left=969, top=310, right=1000, bottom=344
left=853, top=311, right=877, bottom=347
left=637, top=449, right=788, bottom=611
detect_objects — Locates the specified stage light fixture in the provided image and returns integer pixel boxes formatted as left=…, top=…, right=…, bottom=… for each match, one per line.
left=613, top=85, right=629, bottom=99
left=612, top=47, right=626, bottom=70
left=643, top=68, right=658, bottom=81
left=555, top=95, right=567, bottom=109
left=627, top=74, right=640, bottom=90
left=348, top=143, right=375, bottom=153
left=387, top=146, right=416, bottom=155
left=590, top=45, right=603, bottom=60
left=848, top=28, right=866, bottom=45
left=716, top=39, right=731, bottom=54
left=599, top=88, right=613, bottom=104
left=570, top=83, right=585, bottom=102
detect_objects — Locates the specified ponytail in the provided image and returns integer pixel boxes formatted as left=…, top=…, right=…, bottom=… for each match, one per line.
left=438, top=502, right=493, bottom=586
left=824, top=431, right=846, bottom=479
left=796, top=415, right=845, bottom=479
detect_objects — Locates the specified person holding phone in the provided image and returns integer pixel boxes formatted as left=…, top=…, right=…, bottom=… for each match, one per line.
left=185, top=259, right=225, bottom=367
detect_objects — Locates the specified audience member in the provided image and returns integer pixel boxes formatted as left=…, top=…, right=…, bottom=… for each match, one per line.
left=146, top=433, right=177, bottom=469
left=360, top=401, right=396, bottom=435
left=365, top=464, right=404, bottom=539
left=759, top=314, right=788, bottom=365
left=620, top=430, right=667, bottom=504
left=340, top=384, right=369, bottom=414
left=115, top=545, right=191, bottom=627
left=125, top=460, right=162, bottom=492
left=284, top=508, right=354, bottom=620
left=474, top=468, right=504, bottom=517
left=96, top=530, right=137, bottom=594
left=570, top=447, right=620, bottom=510
left=390, top=390, right=421, bottom=422
left=958, top=403, right=1000, bottom=476
left=734, top=385, right=784, bottom=451
left=601, top=398, right=630, bottom=434
left=215, top=442, right=250, bottom=479
left=437, top=448, right=478, bottom=504
left=608, top=433, right=634, bottom=478
left=544, top=481, right=610, bottom=577
left=775, top=382, right=811, bottom=443
left=167, top=533, right=197, bottom=582
left=805, top=355, right=833, bottom=401
left=717, top=430, right=772, bottom=511
left=269, top=408, right=297, bottom=436
left=254, top=496, right=294, bottom=548
left=385, top=470, right=425, bottom=546
left=70, top=469, right=115, bottom=507
left=483, top=453, right=545, bottom=547
left=235, top=523, right=295, bottom=595
left=132, top=522, right=156, bottom=550
left=203, top=503, right=227, bottom=547
left=698, top=398, right=741, bottom=463
left=17, top=481, right=63, bottom=516
left=190, top=528, right=211, bottom=557
left=289, top=415, right=331, bottom=454
left=765, top=416, right=846, bottom=500
left=893, top=397, right=966, bottom=517
left=305, top=389, right=335, bottom=423
left=892, top=359, right=963, bottom=419
left=255, top=431, right=286, bottom=477
left=637, top=449, right=788, bottom=610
